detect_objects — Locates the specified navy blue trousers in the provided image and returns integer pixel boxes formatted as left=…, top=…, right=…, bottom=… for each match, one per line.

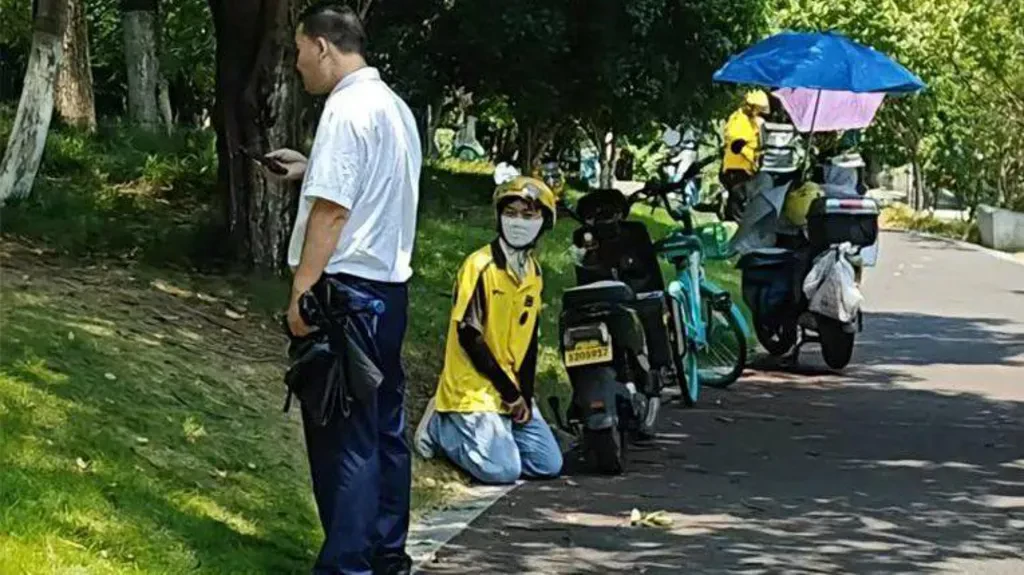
left=301, top=275, right=411, bottom=575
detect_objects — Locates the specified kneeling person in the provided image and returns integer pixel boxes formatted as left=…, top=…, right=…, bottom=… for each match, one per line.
left=415, top=176, right=563, bottom=484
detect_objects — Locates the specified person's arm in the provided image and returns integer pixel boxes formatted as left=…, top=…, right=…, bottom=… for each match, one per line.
left=287, top=200, right=350, bottom=336
left=292, top=200, right=350, bottom=300
left=455, top=278, right=522, bottom=405
left=516, top=323, right=540, bottom=409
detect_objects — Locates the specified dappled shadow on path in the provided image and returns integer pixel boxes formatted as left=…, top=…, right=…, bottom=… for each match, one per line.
left=419, top=311, right=1024, bottom=574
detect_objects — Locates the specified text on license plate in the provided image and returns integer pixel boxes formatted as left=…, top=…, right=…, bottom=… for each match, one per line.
left=564, top=342, right=613, bottom=367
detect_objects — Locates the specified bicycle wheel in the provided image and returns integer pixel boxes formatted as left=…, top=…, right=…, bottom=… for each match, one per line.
left=670, top=293, right=701, bottom=407
left=697, top=299, right=748, bottom=388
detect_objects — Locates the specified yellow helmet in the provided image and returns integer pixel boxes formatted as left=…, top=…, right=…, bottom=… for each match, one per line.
left=783, top=181, right=824, bottom=227
left=493, top=176, right=557, bottom=229
left=745, top=90, right=770, bottom=111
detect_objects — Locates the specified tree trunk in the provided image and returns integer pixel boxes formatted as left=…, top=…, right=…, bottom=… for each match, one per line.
left=910, top=157, right=925, bottom=211
left=157, top=73, right=173, bottom=133
left=425, top=102, right=438, bottom=160
left=55, top=0, right=95, bottom=131
left=0, top=0, right=65, bottom=203
left=517, top=122, right=557, bottom=175
left=209, top=0, right=301, bottom=272
left=123, top=0, right=161, bottom=130
left=600, top=135, right=616, bottom=188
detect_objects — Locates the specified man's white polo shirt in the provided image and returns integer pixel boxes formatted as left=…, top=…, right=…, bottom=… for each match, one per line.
left=287, top=67, right=422, bottom=283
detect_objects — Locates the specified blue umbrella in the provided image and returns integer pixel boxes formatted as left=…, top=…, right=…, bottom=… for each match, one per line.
left=713, top=31, right=925, bottom=94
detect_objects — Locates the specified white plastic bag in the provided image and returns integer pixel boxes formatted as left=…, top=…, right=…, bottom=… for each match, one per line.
left=803, top=244, right=864, bottom=323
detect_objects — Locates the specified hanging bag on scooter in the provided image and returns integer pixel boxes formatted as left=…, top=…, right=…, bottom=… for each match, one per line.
left=803, top=245, right=863, bottom=323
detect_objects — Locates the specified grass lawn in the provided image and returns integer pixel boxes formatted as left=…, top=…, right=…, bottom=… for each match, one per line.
left=0, top=122, right=742, bottom=573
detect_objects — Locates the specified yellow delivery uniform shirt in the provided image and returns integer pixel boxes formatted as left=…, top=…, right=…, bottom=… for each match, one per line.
left=723, top=109, right=761, bottom=174
left=435, top=242, right=542, bottom=414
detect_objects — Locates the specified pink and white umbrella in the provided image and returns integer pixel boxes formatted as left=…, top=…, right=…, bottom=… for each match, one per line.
left=773, top=88, right=885, bottom=133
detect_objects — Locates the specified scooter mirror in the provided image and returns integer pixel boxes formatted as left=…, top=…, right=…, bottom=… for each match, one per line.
left=661, top=128, right=682, bottom=148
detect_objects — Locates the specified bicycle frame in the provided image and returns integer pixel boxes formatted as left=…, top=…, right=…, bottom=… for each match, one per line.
left=666, top=247, right=707, bottom=353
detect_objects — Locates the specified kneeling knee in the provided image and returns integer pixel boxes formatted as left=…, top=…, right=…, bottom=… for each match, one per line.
left=526, top=450, right=563, bottom=479
left=469, top=459, right=521, bottom=485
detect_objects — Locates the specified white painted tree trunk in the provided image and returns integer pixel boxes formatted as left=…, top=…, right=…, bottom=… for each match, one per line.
left=55, top=0, right=96, bottom=130
left=0, top=21, right=64, bottom=202
left=123, top=10, right=161, bottom=130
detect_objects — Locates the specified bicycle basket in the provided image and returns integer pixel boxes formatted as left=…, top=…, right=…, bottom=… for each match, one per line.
left=695, top=223, right=735, bottom=260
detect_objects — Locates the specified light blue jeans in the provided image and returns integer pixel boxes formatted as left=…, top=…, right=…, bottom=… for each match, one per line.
left=427, top=406, right=563, bottom=485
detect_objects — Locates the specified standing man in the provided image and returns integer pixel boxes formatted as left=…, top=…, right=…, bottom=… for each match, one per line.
left=260, top=3, right=421, bottom=574
left=720, top=90, right=770, bottom=221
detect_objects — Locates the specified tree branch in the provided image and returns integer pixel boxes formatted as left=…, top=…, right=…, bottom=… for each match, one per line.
left=358, top=0, right=374, bottom=22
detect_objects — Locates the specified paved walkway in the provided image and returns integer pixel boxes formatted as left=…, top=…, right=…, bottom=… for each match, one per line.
left=417, top=231, right=1024, bottom=574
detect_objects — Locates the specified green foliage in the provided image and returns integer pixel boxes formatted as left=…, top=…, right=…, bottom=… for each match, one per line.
left=0, top=0, right=215, bottom=120
left=772, top=0, right=1024, bottom=212
left=424, top=0, right=766, bottom=168
left=0, top=0, right=32, bottom=101
left=1, top=115, right=221, bottom=266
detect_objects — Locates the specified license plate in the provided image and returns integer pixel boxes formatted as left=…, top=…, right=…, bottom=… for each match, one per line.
left=564, top=340, right=613, bottom=367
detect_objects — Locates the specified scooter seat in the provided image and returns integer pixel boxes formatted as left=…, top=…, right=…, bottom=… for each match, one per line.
left=562, top=280, right=635, bottom=308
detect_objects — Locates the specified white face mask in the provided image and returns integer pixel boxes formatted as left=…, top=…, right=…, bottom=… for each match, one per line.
left=500, top=216, right=544, bottom=249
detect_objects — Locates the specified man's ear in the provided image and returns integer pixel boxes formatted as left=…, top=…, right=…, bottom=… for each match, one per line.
left=317, top=37, right=330, bottom=59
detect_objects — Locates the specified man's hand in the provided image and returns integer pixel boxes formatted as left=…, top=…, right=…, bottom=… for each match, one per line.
left=264, top=148, right=308, bottom=181
left=507, top=397, right=532, bottom=425
left=287, top=296, right=313, bottom=337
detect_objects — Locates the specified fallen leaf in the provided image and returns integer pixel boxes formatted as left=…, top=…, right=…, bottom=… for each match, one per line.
left=75, top=457, right=90, bottom=471
left=715, top=416, right=736, bottom=424
left=135, top=436, right=149, bottom=445
left=151, top=280, right=194, bottom=298
left=197, top=292, right=219, bottom=303
left=629, top=508, right=673, bottom=528
left=684, top=464, right=709, bottom=474
left=213, top=468, right=228, bottom=479
left=247, top=463, right=257, bottom=470
left=224, top=309, right=245, bottom=320
left=67, top=331, right=75, bottom=341
left=104, top=373, right=117, bottom=381
left=565, top=479, right=579, bottom=487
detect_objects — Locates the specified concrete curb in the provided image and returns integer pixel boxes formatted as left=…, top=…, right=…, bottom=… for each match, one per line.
left=408, top=482, right=519, bottom=573
left=888, top=229, right=1024, bottom=268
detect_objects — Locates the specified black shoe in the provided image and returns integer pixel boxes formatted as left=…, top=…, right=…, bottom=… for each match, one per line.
left=372, top=551, right=412, bottom=575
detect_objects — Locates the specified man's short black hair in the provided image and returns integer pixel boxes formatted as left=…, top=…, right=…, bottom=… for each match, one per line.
left=298, top=2, right=366, bottom=56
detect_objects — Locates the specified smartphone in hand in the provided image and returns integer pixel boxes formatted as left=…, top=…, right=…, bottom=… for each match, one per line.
left=237, top=147, right=288, bottom=175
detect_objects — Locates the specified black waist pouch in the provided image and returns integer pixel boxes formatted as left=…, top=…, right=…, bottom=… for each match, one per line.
left=282, top=280, right=384, bottom=426
left=284, top=334, right=347, bottom=426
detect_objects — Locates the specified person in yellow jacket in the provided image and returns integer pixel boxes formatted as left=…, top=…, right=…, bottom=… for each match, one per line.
left=720, top=90, right=770, bottom=220
left=413, top=175, right=563, bottom=484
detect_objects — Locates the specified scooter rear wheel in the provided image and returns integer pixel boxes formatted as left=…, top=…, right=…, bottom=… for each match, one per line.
left=817, top=315, right=855, bottom=369
left=584, top=427, right=625, bottom=475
